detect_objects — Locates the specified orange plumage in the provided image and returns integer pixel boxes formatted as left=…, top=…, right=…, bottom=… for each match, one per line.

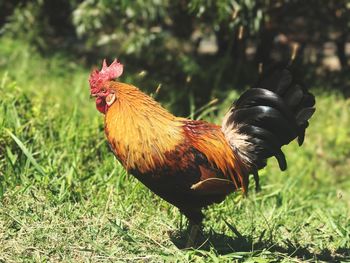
left=101, top=81, right=247, bottom=222
left=90, top=60, right=315, bottom=227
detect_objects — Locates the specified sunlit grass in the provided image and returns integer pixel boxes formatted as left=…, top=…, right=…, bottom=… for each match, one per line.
left=0, top=38, right=349, bottom=262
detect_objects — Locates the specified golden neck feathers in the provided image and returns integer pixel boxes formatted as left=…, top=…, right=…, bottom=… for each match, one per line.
left=104, top=82, right=185, bottom=173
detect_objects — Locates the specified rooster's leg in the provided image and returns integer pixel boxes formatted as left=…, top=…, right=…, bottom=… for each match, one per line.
left=186, top=222, right=201, bottom=248
left=182, top=209, right=204, bottom=248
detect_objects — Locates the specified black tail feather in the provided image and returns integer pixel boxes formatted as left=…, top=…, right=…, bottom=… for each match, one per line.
left=238, top=125, right=287, bottom=170
left=222, top=65, right=315, bottom=174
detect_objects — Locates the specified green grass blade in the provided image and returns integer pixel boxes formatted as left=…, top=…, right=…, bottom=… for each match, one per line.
left=5, top=129, right=46, bottom=176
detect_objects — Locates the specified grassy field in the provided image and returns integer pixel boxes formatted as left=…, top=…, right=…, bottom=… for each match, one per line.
left=0, top=38, right=350, bottom=262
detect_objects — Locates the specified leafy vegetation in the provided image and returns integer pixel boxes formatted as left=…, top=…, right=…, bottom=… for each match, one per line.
left=0, top=38, right=349, bottom=262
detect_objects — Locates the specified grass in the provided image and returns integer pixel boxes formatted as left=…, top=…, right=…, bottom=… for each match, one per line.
left=0, top=38, right=350, bottom=262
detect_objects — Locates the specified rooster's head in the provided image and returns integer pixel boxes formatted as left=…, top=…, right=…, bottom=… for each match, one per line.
left=89, top=59, right=123, bottom=114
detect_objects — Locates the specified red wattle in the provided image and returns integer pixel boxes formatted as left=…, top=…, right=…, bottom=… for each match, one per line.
left=96, top=97, right=107, bottom=114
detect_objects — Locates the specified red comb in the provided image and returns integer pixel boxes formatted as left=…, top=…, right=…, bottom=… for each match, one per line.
left=89, top=59, right=123, bottom=92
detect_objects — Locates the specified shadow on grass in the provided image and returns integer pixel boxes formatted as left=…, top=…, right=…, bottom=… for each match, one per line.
left=169, top=224, right=350, bottom=262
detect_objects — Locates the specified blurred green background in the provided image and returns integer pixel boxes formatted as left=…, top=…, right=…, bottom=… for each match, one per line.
left=2, top=0, right=350, bottom=112
left=0, top=1, right=350, bottom=262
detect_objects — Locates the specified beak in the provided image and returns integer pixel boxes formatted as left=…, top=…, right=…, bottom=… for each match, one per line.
left=90, top=89, right=109, bottom=98
left=90, top=92, right=102, bottom=98
left=90, top=87, right=100, bottom=98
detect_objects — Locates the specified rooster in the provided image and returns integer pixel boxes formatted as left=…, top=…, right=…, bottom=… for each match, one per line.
left=89, top=59, right=315, bottom=246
